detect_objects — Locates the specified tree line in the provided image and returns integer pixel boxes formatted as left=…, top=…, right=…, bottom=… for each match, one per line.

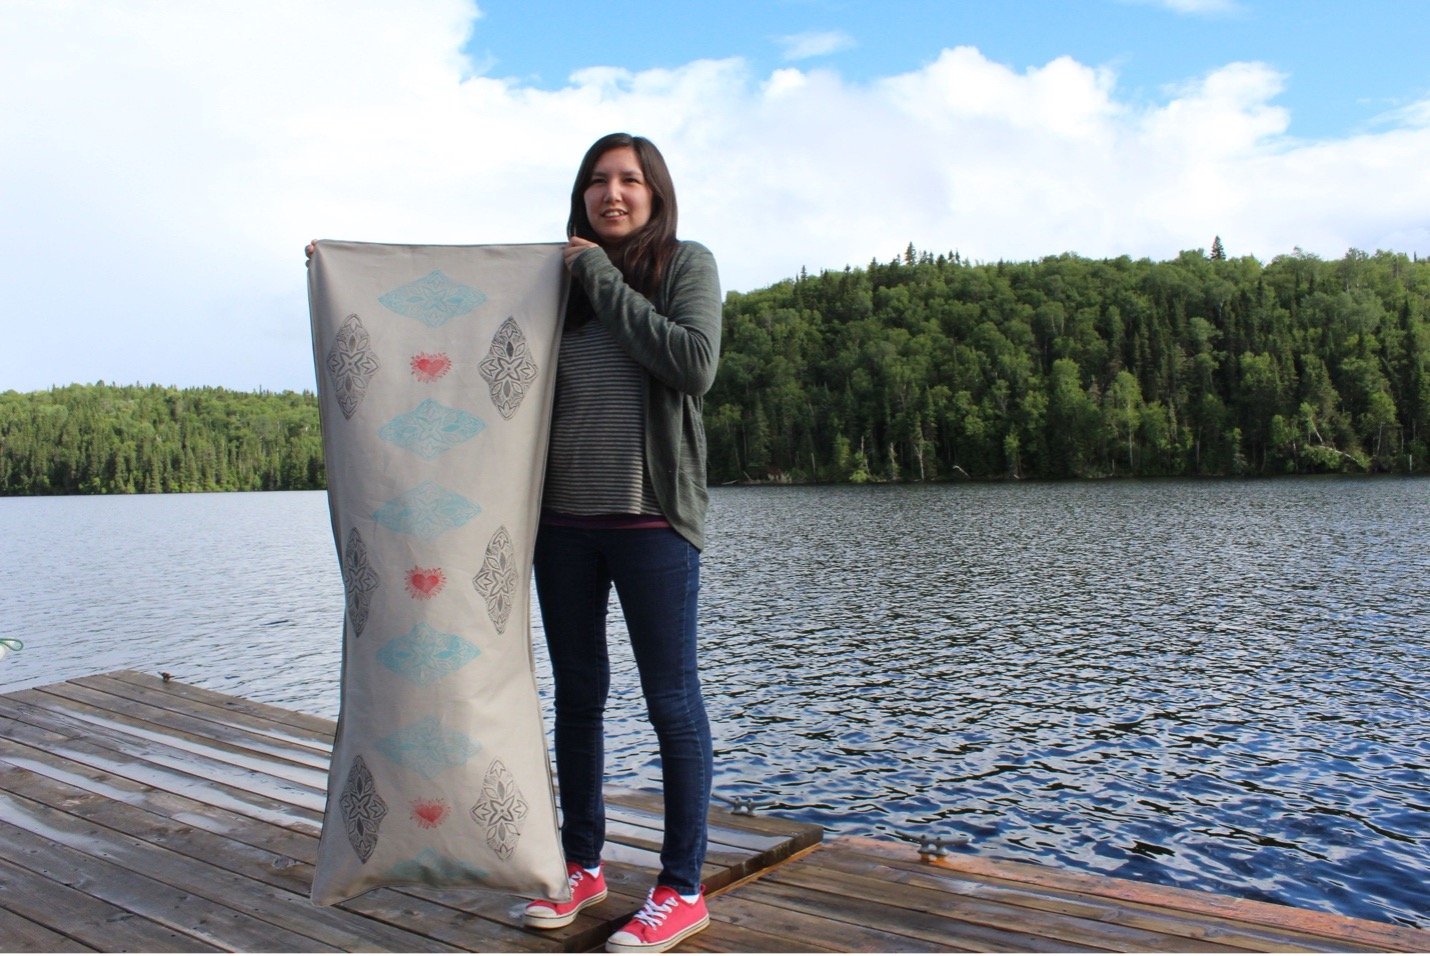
left=2, top=244, right=1427, bottom=496
left=708, top=244, right=1429, bottom=482
left=0, top=384, right=323, bottom=495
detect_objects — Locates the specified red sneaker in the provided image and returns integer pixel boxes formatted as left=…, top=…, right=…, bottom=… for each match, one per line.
left=605, top=885, right=710, bottom=953
left=523, top=862, right=608, bottom=929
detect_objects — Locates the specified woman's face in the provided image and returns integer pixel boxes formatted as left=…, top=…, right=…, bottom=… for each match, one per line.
left=583, top=146, right=652, bottom=245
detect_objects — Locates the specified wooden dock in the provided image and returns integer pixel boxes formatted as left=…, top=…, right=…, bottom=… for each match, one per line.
left=1, top=670, right=1426, bottom=953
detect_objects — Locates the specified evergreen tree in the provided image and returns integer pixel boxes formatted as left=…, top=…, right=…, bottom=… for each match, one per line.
left=5, top=245, right=1428, bottom=496
left=705, top=245, right=1429, bottom=482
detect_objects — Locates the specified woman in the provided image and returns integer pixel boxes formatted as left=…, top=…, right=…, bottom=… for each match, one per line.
left=520, top=132, right=721, bottom=954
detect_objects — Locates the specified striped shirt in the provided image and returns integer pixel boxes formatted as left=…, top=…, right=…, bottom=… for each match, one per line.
left=542, top=318, right=664, bottom=517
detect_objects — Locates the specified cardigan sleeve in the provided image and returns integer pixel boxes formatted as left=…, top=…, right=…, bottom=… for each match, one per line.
left=569, top=241, right=722, bottom=397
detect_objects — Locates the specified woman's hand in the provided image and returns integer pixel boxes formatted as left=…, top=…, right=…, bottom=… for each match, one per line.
left=563, top=236, right=598, bottom=270
left=305, top=239, right=317, bottom=260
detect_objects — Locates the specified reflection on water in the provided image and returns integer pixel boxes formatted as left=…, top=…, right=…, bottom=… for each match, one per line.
left=0, top=490, right=341, bottom=715
left=1, top=478, right=1426, bottom=927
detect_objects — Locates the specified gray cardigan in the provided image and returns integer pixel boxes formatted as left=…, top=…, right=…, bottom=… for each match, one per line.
left=568, top=240, right=722, bottom=549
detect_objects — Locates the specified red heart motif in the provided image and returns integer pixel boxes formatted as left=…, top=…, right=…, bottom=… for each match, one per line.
left=410, top=352, right=453, bottom=383
left=404, top=566, right=446, bottom=599
left=411, top=799, right=450, bottom=829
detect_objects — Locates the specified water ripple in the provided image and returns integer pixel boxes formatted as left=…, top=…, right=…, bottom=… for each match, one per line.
left=0, top=478, right=1426, bottom=927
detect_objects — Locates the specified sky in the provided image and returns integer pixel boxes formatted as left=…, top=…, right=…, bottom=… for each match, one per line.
left=3, top=0, right=1428, bottom=393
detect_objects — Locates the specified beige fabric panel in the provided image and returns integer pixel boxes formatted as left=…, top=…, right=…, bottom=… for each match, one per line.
left=307, top=240, right=568, bottom=906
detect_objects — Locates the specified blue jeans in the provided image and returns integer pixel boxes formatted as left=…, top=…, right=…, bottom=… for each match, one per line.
left=533, top=524, right=712, bottom=894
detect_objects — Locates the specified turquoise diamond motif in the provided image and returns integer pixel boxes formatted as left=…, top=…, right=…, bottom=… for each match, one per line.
left=375, top=715, right=480, bottom=780
left=378, top=399, right=486, bottom=460
left=385, top=848, right=489, bottom=885
left=376, top=622, right=480, bottom=686
left=372, top=481, right=480, bottom=539
left=378, top=270, right=486, bottom=327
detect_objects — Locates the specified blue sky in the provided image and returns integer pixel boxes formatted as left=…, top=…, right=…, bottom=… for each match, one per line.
left=2, top=0, right=1428, bottom=393
left=465, top=0, right=1427, bottom=139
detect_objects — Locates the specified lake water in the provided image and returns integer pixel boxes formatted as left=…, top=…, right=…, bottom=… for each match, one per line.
left=1, top=479, right=1426, bottom=928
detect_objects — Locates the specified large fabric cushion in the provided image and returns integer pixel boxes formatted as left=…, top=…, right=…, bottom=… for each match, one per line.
left=307, top=241, right=568, bottom=906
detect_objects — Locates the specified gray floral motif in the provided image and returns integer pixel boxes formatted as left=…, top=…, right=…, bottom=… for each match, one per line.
left=326, top=314, right=380, bottom=419
left=341, top=528, right=379, bottom=639
left=471, top=759, right=528, bottom=860
left=378, top=270, right=486, bottom=327
left=376, top=716, right=480, bottom=780
left=472, top=526, right=516, bottom=633
left=479, top=317, right=539, bottom=420
left=376, top=622, right=480, bottom=687
left=339, top=755, right=387, bottom=863
left=377, top=399, right=486, bottom=460
left=371, top=481, right=480, bottom=539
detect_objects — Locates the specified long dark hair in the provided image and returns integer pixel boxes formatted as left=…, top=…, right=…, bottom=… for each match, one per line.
left=566, top=133, right=679, bottom=327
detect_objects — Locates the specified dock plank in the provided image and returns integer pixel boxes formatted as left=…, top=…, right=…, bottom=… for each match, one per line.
left=810, top=839, right=1347, bottom=953
left=0, top=811, right=330, bottom=952
left=0, top=910, right=98, bottom=953
left=721, top=867, right=1086, bottom=953
left=0, top=743, right=537, bottom=948
left=0, top=759, right=461, bottom=952
left=722, top=837, right=1430, bottom=955
left=0, top=692, right=328, bottom=822
left=0, top=688, right=327, bottom=840
left=679, top=899, right=834, bottom=953
left=0, top=856, right=172, bottom=952
left=763, top=846, right=1241, bottom=953
left=95, top=669, right=338, bottom=741
left=0, top=671, right=817, bottom=953
left=693, top=885, right=943, bottom=953
left=3, top=670, right=1424, bottom=954
left=64, top=672, right=333, bottom=766
left=15, top=681, right=331, bottom=789
left=918, top=841, right=1430, bottom=953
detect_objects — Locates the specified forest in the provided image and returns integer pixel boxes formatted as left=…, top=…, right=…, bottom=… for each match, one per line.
left=709, top=244, right=1429, bottom=482
left=2, top=244, right=1427, bottom=496
left=0, top=385, right=323, bottom=495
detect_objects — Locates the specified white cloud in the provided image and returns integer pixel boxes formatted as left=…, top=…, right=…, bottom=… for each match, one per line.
left=3, top=1, right=1428, bottom=392
left=1164, top=0, right=1241, bottom=14
left=1370, top=97, right=1430, bottom=131
left=776, top=30, right=856, bottom=62
left=1124, top=0, right=1244, bottom=15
